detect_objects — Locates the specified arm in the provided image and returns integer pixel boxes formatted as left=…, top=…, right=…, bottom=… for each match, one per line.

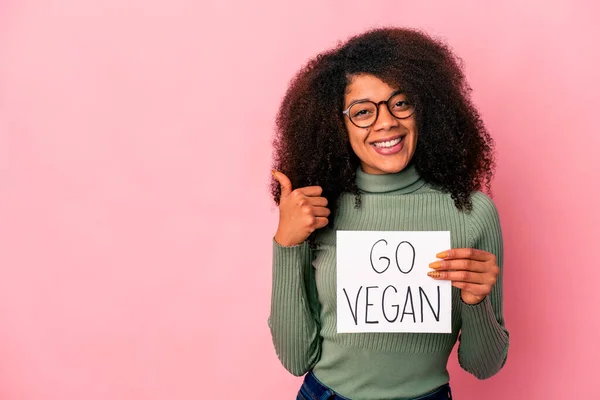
left=268, top=239, right=322, bottom=376
left=457, top=192, right=510, bottom=379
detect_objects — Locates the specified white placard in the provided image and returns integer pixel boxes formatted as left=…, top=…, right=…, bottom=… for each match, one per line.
left=337, top=231, right=452, bottom=333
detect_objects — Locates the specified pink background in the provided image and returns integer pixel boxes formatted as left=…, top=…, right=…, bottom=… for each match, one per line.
left=1, top=0, right=599, bottom=399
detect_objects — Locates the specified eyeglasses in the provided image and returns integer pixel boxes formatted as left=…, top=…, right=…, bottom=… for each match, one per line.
left=342, top=91, right=416, bottom=128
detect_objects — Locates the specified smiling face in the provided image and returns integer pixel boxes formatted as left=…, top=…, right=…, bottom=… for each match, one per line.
left=343, top=74, right=418, bottom=175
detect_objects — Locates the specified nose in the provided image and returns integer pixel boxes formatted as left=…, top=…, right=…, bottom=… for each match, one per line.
left=372, top=102, right=399, bottom=131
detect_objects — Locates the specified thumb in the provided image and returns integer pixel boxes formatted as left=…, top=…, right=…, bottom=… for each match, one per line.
left=272, top=170, right=293, bottom=197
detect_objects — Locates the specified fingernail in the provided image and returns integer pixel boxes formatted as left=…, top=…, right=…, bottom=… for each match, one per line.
left=429, top=261, right=442, bottom=269
left=436, top=251, right=448, bottom=259
left=271, top=170, right=277, bottom=177
left=427, top=271, right=440, bottom=278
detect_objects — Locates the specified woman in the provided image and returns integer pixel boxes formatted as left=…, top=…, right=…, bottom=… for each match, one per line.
left=268, top=27, right=509, bottom=400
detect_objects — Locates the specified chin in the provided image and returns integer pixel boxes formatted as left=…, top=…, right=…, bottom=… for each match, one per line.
left=363, top=158, right=411, bottom=175
left=384, top=163, right=409, bottom=174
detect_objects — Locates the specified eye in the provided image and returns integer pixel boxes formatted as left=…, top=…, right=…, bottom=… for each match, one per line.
left=389, top=93, right=411, bottom=111
left=350, top=103, right=377, bottom=121
left=353, top=108, right=372, bottom=117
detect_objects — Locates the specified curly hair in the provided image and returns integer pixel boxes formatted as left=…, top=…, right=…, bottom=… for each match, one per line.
left=270, top=27, right=495, bottom=242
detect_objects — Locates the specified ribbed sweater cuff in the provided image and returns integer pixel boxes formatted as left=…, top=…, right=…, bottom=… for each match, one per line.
left=272, top=238, right=307, bottom=278
left=459, top=296, right=509, bottom=378
left=269, top=239, right=315, bottom=375
left=461, top=296, right=500, bottom=330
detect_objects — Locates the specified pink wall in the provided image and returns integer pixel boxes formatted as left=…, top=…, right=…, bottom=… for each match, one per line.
left=1, top=1, right=599, bottom=399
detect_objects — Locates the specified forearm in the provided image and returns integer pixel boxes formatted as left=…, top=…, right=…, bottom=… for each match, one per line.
left=458, top=295, right=509, bottom=379
left=268, top=240, right=321, bottom=376
left=458, top=192, right=510, bottom=379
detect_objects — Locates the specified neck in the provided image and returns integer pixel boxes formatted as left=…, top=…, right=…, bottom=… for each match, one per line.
left=355, top=163, right=425, bottom=194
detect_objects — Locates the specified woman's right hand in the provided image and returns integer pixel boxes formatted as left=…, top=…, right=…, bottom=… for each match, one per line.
left=272, top=171, right=330, bottom=247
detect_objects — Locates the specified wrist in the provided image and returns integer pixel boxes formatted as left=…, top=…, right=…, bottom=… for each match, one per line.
left=274, top=233, right=301, bottom=247
left=460, top=294, right=487, bottom=306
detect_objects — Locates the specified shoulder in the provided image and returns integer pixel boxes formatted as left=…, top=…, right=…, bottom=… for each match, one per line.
left=470, top=191, right=500, bottom=221
left=420, top=188, right=500, bottom=226
left=410, top=186, right=500, bottom=220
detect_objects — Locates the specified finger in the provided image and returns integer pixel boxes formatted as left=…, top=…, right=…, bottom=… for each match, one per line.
left=311, top=206, right=331, bottom=218
left=451, top=281, right=490, bottom=296
left=427, top=270, right=494, bottom=285
left=436, top=248, right=493, bottom=262
left=296, top=186, right=323, bottom=197
left=429, top=259, right=486, bottom=273
left=272, top=170, right=293, bottom=197
left=314, top=217, right=329, bottom=229
left=306, top=196, right=328, bottom=207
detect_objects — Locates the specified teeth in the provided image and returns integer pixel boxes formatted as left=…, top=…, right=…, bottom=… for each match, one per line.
left=373, top=137, right=402, bottom=148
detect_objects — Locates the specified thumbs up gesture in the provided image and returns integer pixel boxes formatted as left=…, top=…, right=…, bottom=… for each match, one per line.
left=272, top=171, right=330, bottom=247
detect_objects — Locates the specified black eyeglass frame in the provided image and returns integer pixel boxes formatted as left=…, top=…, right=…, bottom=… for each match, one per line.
left=342, top=91, right=416, bottom=128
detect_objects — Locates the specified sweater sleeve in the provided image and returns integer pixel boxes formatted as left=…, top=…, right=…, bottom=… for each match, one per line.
left=268, top=239, right=322, bottom=376
left=457, top=192, right=510, bottom=379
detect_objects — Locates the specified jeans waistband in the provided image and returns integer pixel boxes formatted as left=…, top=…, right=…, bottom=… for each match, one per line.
left=298, top=371, right=452, bottom=400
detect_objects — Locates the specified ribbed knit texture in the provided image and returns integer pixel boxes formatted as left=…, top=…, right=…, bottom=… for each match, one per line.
left=268, top=165, right=509, bottom=399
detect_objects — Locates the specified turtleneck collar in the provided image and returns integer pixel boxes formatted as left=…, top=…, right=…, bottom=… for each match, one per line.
left=355, top=163, right=426, bottom=194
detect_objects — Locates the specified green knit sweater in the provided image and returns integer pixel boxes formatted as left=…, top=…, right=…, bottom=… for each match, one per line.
left=268, top=165, right=509, bottom=399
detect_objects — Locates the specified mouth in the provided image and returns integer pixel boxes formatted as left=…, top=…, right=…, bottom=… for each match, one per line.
left=370, top=135, right=404, bottom=149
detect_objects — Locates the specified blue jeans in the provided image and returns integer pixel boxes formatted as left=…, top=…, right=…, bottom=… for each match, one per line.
left=297, top=371, right=452, bottom=400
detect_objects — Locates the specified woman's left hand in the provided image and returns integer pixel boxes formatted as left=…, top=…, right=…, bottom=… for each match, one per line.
left=428, top=248, right=499, bottom=305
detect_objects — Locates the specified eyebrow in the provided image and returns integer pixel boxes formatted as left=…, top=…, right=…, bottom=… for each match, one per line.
left=345, top=90, right=403, bottom=108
